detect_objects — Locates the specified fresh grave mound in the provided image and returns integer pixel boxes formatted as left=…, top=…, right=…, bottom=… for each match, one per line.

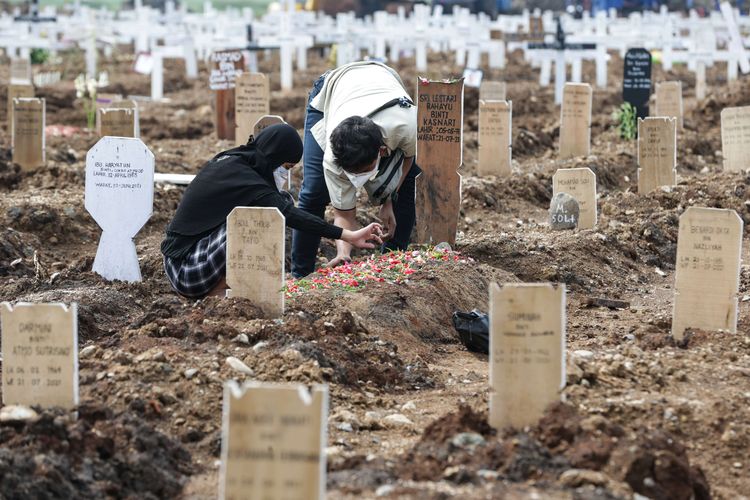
left=392, top=403, right=710, bottom=499
left=0, top=403, right=193, bottom=499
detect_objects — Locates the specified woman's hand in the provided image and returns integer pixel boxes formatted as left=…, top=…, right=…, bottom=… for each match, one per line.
left=342, top=223, right=384, bottom=249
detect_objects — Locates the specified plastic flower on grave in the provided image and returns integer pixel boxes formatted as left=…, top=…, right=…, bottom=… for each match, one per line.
left=74, top=74, right=86, bottom=99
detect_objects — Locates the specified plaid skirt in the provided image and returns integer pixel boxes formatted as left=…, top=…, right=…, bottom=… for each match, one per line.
left=163, top=224, right=227, bottom=298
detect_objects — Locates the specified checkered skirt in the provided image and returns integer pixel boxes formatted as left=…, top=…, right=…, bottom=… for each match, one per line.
left=163, top=224, right=227, bottom=298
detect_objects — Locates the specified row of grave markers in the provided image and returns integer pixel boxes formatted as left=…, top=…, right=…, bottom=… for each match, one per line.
left=2, top=74, right=747, bottom=499
left=2, top=201, right=740, bottom=497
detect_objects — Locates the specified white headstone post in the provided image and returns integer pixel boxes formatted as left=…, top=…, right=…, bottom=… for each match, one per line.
left=85, top=137, right=155, bottom=282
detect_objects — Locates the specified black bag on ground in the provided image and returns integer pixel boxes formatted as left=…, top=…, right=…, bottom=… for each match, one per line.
left=451, top=310, right=489, bottom=354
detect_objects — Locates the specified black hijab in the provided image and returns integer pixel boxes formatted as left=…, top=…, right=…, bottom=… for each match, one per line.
left=165, top=123, right=303, bottom=237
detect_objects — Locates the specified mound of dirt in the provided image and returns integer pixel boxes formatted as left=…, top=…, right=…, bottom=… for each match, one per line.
left=0, top=403, right=193, bottom=499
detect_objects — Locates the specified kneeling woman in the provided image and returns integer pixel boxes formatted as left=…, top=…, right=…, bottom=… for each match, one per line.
left=161, top=124, right=382, bottom=298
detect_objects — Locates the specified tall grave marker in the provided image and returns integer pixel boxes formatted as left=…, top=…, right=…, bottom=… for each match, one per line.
left=623, top=48, right=652, bottom=120
left=210, top=50, right=245, bottom=141
left=220, top=382, right=327, bottom=500
left=637, top=117, right=676, bottom=193
left=654, top=81, right=683, bottom=129
left=720, top=106, right=750, bottom=171
left=226, top=207, right=285, bottom=317
left=7, top=84, right=34, bottom=132
left=235, top=72, right=270, bottom=146
left=85, top=137, right=154, bottom=282
left=489, top=283, right=566, bottom=429
left=552, top=167, right=597, bottom=229
left=415, top=78, right=464, bottom=245
left=478, top=100, right=512, bottom=177
left=559, top=83, right=592, bottom=159
left=12, top=98, right=45, bottom=170
left=1, top=302, right=78, bottom=409
left=672, top=207, right=742, bottom=341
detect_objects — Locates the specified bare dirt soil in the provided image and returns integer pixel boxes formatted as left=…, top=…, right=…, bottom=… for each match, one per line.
left=0, top=45, right=749, bottom=499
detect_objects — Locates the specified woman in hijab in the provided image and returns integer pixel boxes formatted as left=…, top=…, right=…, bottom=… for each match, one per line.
left=161, top=123, right=383, bottom=298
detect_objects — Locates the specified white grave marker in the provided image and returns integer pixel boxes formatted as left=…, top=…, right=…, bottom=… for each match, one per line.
left=1, top=302, right=79, bottom=409
left=672, top=207, right=742, bottom=341
left=552, top=167, right=597, bottom=229
left=721, top=106, right=750, bottom=171
left=559, top=83, right=592, bottom=159
left=226, top=207, right=285, bottom=317
left=478, top=100, right=512, bottom=177
left=637, top=117, right=677, bottom=193
left=219, top=381, right=327, bottom=500
left=85, top=137, right=155, bottom=282
left=489, top=282, right=566, bottom=429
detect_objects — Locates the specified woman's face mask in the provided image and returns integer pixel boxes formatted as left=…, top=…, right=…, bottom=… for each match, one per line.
left=345, top=155, right=380, bottom=189
left=273, top=166, right=289, bottom=191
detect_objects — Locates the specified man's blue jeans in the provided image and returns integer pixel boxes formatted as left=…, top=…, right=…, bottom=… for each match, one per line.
left=291, top=74, right=420, bottom=278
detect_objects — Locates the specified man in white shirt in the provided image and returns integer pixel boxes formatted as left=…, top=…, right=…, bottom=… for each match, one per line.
left=291, top=61, right=419, bottom=277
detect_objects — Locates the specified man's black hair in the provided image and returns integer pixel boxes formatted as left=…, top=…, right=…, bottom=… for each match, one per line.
left=330, top=116, right=383, bottom=173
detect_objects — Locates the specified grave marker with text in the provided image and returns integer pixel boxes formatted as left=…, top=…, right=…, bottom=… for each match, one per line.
left=559, top=83, right=592, bottom=159
left=553, top=167, right=597, bottom=229
left=672, top=207, right=742, bottom=341
left=623, top=48, right=652, bottom=120
left=7, top=84, right=34, bottom=133
left=415, top=78, right=464, bottom=246
left=85, top=137, right=154, bottom=282
left=235, top=73, right=270, bottom=146
left=489, top=283, right=566, bottom=429
left=1, top=302, right=78, bottom=409
left=478, top=100, right=512, bottom=177
left=479, top=81, right=506, bottom=101
left=226, top=207, right=285, bottom=317
left=220, top=381, right=327, bottom=500
left=12, top=98, right=45, bottom=171
left=210, top=50, right=245, bottom=141
left=100, top=108, right=137, bottom=138
left=637, top=117, right=676, bottom=193
left=721, top=106, right=750, bottom=171
left=253, top=115, right=286, bottom=137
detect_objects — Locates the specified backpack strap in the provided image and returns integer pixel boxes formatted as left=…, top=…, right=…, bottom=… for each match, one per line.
left=367, top=96, right=414, bottom=118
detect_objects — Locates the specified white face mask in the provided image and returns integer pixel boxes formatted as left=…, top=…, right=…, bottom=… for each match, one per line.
left=344, top=157, right=379, bottom=190
left=273, top=166, right=289, bottom=191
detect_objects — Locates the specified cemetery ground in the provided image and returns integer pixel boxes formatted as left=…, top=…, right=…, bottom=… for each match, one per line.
left=0, top=49, right=749, bottom=499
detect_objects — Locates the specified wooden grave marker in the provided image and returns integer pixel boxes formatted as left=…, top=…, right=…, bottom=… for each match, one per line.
left=210, top=49, right=246, bottom=141
left=94, top=93, right=124, bottom=134
left=637, top=117, right=676, bottom=193
left=12, top=98, right=45, bottom=171
left=253, top=115, right=286, bottom=137
left=85, top=137, right=155, bottom=282
left=235, top=73, right=270, bottom=146
left=7, top=83, right=34, bottom=132
left=552, top=167, right=597, bottom=229
left=478, top=100, right=512, bottom=177
left=97, top=99, right=139, bottom=137
left=721, top=106, right=750, bottom=171
left=219, top=381, right=327, bottom=500
left=415, top=78, right=464, bottom=246
left=654, top=81, right=683, bottom=129
left=479, top=81, right=506, bottom=101
left=100, top=108, right=137, bottom=138
left=559, top=83, right=592, bottom=159
left=226, top=207, right=285, bottom=317
left=1, top=302, right=78, bottom=409
left=672, top=207, right=742, bottom=341
left=10, top=57, right=32, bottom=84
left=489, top=282, right=566, bottom=429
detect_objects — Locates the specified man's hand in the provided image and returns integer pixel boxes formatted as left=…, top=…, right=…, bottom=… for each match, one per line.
left=342, top=223, right=384, bottom=249
left=378, top=199, right=397, bottom=240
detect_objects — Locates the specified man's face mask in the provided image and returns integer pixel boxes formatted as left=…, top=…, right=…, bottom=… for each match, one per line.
left=345, top=155, right=379, bottom=189
left=273, top=166, right=289, bottom=191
